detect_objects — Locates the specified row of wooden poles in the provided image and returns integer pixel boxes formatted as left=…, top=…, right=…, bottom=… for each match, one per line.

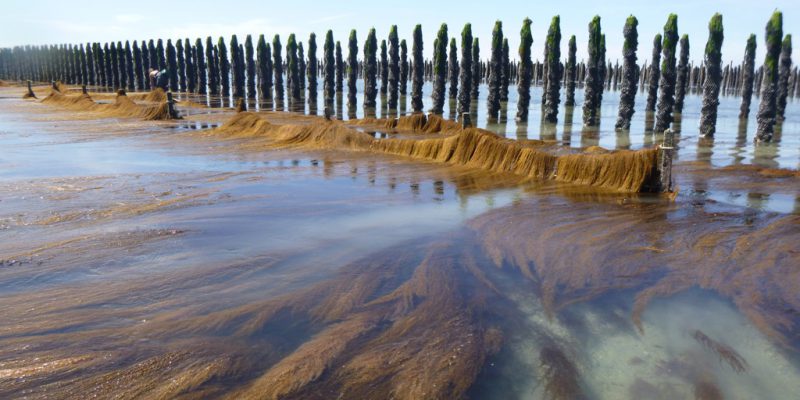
left=0, top=12, right=794, bottom=142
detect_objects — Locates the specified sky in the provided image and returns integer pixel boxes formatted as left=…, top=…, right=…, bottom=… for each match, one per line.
left=0, top=0, right=796, bottom=66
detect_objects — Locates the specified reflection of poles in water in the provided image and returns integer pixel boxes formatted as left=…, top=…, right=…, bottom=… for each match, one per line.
left=696, top=135, right=714, bottom=164
left=615, top=124, right=630, bottom=149
left=793, top=194, right=800, bottom=215
left=733, top=118, right=748, bottom=165
left=644, top=111, right=655, bottom=132
left=498, top=101, right=509, bottom=137
left=562, top=106, right=574, bottom=146
left=515, top=120, right=528, bottom=141
left=448, top=98, right=457, bottom=121
left=335, top=92, right=343, bottom=120
left=580, top=125, right=599, bottom=148
left=746, top=192, right=769, bottom=211
left=539, top=117, right=557, bottom=141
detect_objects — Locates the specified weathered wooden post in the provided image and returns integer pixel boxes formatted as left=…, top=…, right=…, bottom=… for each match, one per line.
left=461, top=112, right=471, bottom=128
left=658, top=129, right=675, bottom=192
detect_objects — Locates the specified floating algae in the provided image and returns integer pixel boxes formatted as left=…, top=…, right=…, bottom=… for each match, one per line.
left=206, top=112, right=661, bottom=192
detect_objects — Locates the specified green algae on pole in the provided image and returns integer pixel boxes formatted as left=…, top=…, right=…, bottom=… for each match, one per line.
left=487, top=21, right=503, bottom=119
left=757, top=11, right=783, bottom=142
left=448, top=38, right=459, bottom=99
left=515, top=18, right=532, bottom=122
left=347, top=30, right=358, bottom=110
left=739, top=34, right=756, bottom=119
left=218, top=37, right=230, bottom=97
left=411, top=25, right=424, bottom=113
left=543, top=16, right=562, bottom=123
left=245, top=35, right=256, bottom=99
left=471, top=38, right=480, bottom=99
left=286, top=34, right=301, bottom=103
left=324, top=30, right=336, bottom=104
left=655, top=14, right=679, bottom=134
left=565, top=35, right=577, bottom=107
left=645, top=34, right=662, bottom=113
left=615, top=16, right=639, bottom=130
left=776, top=34, right=792, bottom=121
left=699, top=13, right=724, bottom=137
left=272, top=35, right=284, bottom=102
left=674, top=35, right=690, bottom=115
left=500, top=38, right=510, bottom=102
left=195, top=38, right=207, bottom=95
left=582, top=16, right=603, bottom=126
left=432, top=24, right=448, bottom=114
left=307, top=33, right=318, bottom=101
left=364, top=28, right=378, bottom=110
left=459, top=23, right=474, bottom=119
left=257, top=35, right=273, bottom=101
left=388, top=26, right=400, bottom=110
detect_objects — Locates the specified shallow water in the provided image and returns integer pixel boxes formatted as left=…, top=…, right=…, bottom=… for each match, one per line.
left=0, top=85, right=798, bottom=399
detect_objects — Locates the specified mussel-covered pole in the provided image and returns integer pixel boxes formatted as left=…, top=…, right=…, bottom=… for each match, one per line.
left=776, top=34, right=792, bottom=121
left=739, top=35, right=756, bottom=119
left=257, top=35, right=272, bottom=100
left=347, top=30, right=358, bottom=108
left=458, top=24, right=473, bottom=119
left=167, top=39, right=179, bottom=91
left=615, top=16, right=639, bottom=129
left=655, top=14, right=679, bottom=133
left=515, top=18, right=532, bottom=121
left=363, top=28, right=378, bottom=110
left=124, top=41, right=134, bottom=91
left=674, top=35, right=690, bottom=115
left=335, top=41, right=344, bottom=93
left=176, top=39, right=186, bottom=91
left=388, top=26, right=400, bottom=110
left=272, top=35, right=284, bottom=101
left=324, top=30, right=335, bottom=104
left=411, top=24, right=424, bottom=112
left=297, top=43, right=305, bottom=90
left=757, top=11, right=783, bottom=142
left=500, top=38, right=510, bottom=102
left=487, top=21, right=503, bottom=118
left=286, top=34, right=301, bottom=103
left=195, top=39, right=206, bottom=95
left=218, top=37, right=230, bottom=97
left=205, top=37, right=217, bottom=95
left=699, top=13, right=724, bottom=137
left=432, top=23, right=448, bottom=114
left=133, top=41, right=143, bottom=90
left=380, top=40, right=388, bottom=94
left=543, top=16, right=562, bottom=123
left=645, top=34, right=662, bottom=112
left=400, top=39, right=408, bottom=96
left=471, top=38, right=480, bottom=99
left=583, top=16, right=603, bottom=126
left=448, top=38, right=459, bottom=99
left=245, top=35, right=256, bottom=98
left=565, top=35, right=577, bottom=107
left=230, top=35, right=244, bottom=98
left=185, top=39, right=196, bottom=93
left=307, top=33, right=318, bottom=100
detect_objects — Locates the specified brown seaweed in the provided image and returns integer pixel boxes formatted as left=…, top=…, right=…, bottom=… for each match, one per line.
left=538, top=346, right=584, bottom=400
left=692, top=330, right=749, bottom=374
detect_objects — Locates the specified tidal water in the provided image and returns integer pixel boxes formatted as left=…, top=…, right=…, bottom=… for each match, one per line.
left=0, top=83, right=798, bottom=399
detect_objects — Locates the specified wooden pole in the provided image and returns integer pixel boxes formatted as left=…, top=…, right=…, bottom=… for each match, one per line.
left=658, top=128, right=675, bottom=192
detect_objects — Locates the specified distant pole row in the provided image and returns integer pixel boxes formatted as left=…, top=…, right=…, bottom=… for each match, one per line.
left=0, top=12, right=794, bottom=142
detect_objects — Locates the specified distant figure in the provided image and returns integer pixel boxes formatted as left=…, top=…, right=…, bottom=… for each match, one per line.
left=148, top=68, right=169, bottom=91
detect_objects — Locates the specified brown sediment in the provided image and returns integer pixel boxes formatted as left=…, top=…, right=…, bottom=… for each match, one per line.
left=205, top=112, right=660, bottom=192
left=40, top=89, right=173, bottom=120
left=693, top=379, right=724, bottom=400
left=692, top=330, right=748, bottom=373
left=539, top=346, right=585, bottom=400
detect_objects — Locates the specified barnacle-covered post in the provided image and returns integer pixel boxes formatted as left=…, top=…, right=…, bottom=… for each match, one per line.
left=218, top=37, right=230, bottom=97
left=448, top=38, right=458, bottom=99
left=347, top=30, right=358, bottom=110
left=471, top=38, right=480, bottom=99
left=543, top=16, right=562, bottom=123
left=245, top=35, right=256, bottom=99
left=431, top=23, right=448, bottom=114
left=699, top=13, right=724, bottom=137
left=272, top=35, right=284, bottom=101
left=364, top=28, right=378, bottom=110
left=487, top=21, right=503, bottom=119
left=307, top=33, right=318, bottom=101
left=388, top=26, right=400, bottom=110
left=167, top=39, right=179, bottom=91
left=776, top=34, right=792, bottom=121
left=335, top=41, right=344, bottom=93
left=515, top=18, right=532, bottom=122
left=286, top=34, right=302, bottom=103
left=756, top=11, right=783, bottom=142
left=615, top=16, right=639, bottom=129
left=195, top=38, right=207, bottom=95
left=411, top=24, right=424, bottom=112
left=500, top=38, right=510, bottom=102
left=582, top=16, right=602, bottom=126
left=674, top=35, right=690, bottom=115
left=400, top=39, right=409, bottom=96
left=655, top=14, right=679, bottom=133
left=257, top=35, right=272, bottom=101
left=324, top=30, right=336, bottom=104
left=176, top=39, right=186, bottom=91
left=380, top=40, right=388, bottom=95
left=738, top=34, right=756, bottom=119
left=564, top=35, right=577, bottom=107
left=645, top=34, right=662, bottom=112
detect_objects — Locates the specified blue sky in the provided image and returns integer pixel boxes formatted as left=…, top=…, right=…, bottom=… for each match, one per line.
left=1, top=0, right=795, bottom=65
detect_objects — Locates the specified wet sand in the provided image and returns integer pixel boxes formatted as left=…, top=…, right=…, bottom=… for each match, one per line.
left=0, top=84, right=798, bottom=399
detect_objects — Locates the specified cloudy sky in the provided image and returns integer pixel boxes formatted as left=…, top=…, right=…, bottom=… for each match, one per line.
left=1, top=0, right=796, bottom=65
